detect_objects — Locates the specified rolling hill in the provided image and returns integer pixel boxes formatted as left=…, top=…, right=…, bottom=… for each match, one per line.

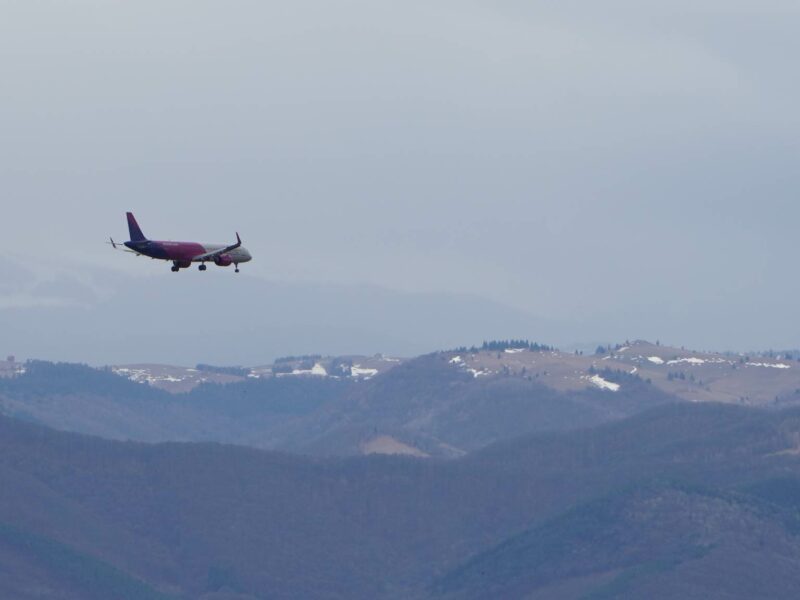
left=0, top=353, right=675, bottom=458
left=4, top=339, right=800, bottom=459
left=2, top=402, right=800, bottom=598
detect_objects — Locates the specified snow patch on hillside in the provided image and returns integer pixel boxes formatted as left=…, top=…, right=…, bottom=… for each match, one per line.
left=468, top=368, right=490, bottom=378
left=351, top=365, right=379, bottom=379
left=647, top=356, right=665, bottom=365
left=113, top=367, right=187, bottom=386
left=379, top=357, right=401, bottom=363
left=361, top=436, right=429, bottom=458
left=311, top=363, right=327, bottom=376
left=291, top=363, right=328, bottom=377
left=587, top=375, right=620, bottom=392
left=747, top=362, right=791, bottom=370
left=667, top=357, right=705, bottom=366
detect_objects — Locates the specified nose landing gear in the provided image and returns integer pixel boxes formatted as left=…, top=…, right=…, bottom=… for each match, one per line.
left=199, top=264, right=207, bottom=271
left=234, top=263, right=240, bottom=273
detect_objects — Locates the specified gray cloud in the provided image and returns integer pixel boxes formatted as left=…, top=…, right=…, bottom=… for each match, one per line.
left=1, top=1, right=798, bottom=356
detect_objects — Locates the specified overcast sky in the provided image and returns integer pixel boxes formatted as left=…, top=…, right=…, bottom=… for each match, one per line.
left=2, top=1, right=800, bottom=357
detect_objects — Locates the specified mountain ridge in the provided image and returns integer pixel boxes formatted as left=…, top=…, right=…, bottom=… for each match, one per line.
left=0, top=353, right=676, bottom=459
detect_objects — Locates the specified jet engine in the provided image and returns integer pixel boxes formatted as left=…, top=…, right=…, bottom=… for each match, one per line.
left=214, top=255, right=233, bottom=267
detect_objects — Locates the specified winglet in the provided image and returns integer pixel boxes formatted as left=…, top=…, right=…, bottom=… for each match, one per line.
left=109, top=237, right=117, bottom=249
left=236, top=232, right=241, bottom=245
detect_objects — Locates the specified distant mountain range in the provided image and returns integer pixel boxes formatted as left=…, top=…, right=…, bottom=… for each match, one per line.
left=0, top=346, right=672, bottom=459
left=2, top=340, right=799, bottom=460
left=4, top=341, right=800, bottom=597
left=112, top=339, right=800, bottom=406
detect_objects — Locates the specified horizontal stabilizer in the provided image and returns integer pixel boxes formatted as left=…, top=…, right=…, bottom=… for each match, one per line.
left=106, top=237, right=139, bottom=254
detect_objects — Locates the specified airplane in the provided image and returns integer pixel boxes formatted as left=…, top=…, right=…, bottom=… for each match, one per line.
left=109, top=212, right=252, bottom=272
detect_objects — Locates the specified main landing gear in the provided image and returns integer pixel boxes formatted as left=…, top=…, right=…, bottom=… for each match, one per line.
left=172, top=261, right=241, bottom=273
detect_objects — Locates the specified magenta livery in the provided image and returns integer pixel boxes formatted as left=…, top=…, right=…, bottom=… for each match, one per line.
left=110, top=212, right=252, bottom=273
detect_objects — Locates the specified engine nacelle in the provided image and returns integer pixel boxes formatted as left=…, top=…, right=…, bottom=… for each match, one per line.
left=214, top=255, right=233, bottom=267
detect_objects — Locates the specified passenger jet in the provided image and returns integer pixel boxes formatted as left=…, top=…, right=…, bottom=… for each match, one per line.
left=109, top=213, right=252, bottom=272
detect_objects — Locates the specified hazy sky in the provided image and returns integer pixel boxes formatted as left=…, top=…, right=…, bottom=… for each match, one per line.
left=3, top=1, right=800, bottom=357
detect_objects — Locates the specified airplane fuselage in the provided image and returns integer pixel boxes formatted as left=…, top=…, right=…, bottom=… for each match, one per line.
left=125, top=240, right=252, bottom=266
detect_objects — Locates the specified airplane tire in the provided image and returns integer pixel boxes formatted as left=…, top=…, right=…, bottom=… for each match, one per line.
left=171, top=266, right=179, bottom=272
left=199, top=264, right=207, bottom=271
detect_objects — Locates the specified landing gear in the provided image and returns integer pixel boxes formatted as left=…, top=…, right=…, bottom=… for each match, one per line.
left=234, top=263, right=240, bottom=273
left=171, top=266, right=179, bottom=272
left=199, top=264, right=207, bottom=271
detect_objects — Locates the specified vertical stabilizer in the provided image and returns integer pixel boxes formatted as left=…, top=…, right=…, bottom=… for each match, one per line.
left=126, top=212, right=147, bottom=242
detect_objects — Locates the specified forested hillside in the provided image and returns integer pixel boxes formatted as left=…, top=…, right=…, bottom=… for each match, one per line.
left=2, top=402, right=800, bottom=598
left=0, top=357, right=675, bottom=457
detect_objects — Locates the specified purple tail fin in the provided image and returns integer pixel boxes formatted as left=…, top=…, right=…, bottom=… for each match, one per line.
left=126, top=212, right=147, bottom=242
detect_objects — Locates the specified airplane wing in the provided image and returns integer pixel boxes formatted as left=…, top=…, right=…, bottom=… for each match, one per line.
left=192, top=233, right=242, bottom=261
